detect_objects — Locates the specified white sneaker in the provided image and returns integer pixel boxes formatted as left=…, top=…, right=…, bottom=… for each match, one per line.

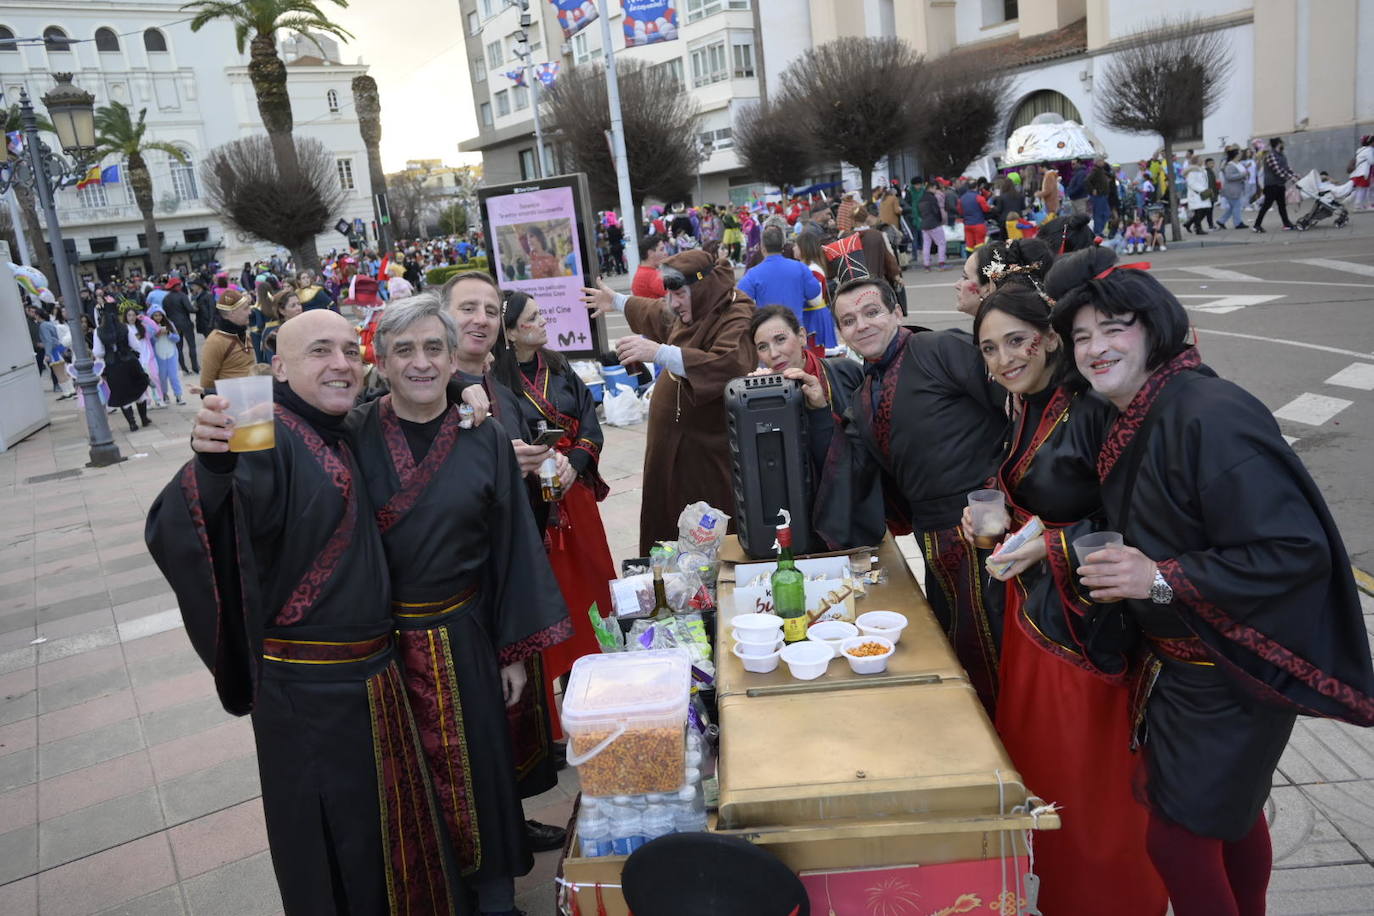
left=1159, top=245, right=1167, bottom=251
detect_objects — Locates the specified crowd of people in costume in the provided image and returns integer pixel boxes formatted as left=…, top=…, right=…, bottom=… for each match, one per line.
left=576, top=172, right=1373, bottom=916
left=119, top=128, right=1374, bottom=915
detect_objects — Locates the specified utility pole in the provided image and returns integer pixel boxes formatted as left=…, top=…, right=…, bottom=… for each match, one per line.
left=596, top=0, right=639, bottom=275
left=516, top=0, right=547, bottom=178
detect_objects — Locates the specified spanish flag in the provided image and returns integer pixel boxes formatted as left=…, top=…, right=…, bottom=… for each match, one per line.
left=75, top=166, right=102, bottom=190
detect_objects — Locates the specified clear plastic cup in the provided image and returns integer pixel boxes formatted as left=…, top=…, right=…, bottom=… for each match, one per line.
left=1072, top=531, right=1124, bottom=603
left=968, top=489, right=1009, bottom=548
left=217, top=375, right=275, bottom=452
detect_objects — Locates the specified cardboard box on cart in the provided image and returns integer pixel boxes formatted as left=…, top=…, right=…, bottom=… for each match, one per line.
left=558, top=831, right=632, bottom=916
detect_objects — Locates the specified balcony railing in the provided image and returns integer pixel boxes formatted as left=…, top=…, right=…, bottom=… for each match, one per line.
left=54, top=200, right=212, bottom=226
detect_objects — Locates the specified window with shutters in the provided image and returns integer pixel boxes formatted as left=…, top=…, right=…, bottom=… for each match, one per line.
left=170, top=150, right=198, bottom=201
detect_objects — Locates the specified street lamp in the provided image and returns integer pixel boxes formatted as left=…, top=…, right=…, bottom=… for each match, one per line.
left=0, top=74, right=122, bottom=467
left=42, top=74, right=97, bottom=157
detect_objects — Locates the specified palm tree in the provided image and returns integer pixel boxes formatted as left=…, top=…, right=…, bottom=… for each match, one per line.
left=92, top=101, right=188, bottom=276
left=4, top=104, right=57, bottom=282
left=351, top=74, right=390, bottom=253
left=183, top=0, right=353, bottom=271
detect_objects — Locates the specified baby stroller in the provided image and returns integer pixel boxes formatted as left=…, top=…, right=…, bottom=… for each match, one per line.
left=1295, top=170, right=1352, bottom=229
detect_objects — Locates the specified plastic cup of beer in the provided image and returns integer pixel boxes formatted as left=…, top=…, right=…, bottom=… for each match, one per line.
left=217, top=375, right=275, bottom=452
left=1072, top=531, right=1124, bottom=602
left=967, top=489, right=1009, bottom=549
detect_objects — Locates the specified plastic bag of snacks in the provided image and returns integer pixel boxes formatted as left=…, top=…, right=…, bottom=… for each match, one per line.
left=589, top=602, right=624, bottom=653
left=677, top=502, right=729, bottom=560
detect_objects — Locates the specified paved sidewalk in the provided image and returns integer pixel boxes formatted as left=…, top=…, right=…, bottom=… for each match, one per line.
left=2, top=379, right=1373, bottom=913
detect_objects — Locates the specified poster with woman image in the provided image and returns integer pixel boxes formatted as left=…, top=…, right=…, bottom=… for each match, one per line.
left=479, top=173, right=604, bottom=358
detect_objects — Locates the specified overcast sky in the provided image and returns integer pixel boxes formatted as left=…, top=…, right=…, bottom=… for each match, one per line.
left=330, top=0, right=483, bottom=171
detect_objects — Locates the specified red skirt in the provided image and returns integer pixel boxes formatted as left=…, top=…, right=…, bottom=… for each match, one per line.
left=542, top=479, right=615, bottom=737
left=995, top=584, right=1167, bottom=916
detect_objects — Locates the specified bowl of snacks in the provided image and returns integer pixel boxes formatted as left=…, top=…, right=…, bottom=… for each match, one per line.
left=731, top=641, right=782, bottom=673
left=734, top=636, right=783, bottom=658
left=806, top=619, right=860, bottom=658
left=841, top=636, right=895, bottom=674
left=780, top=640, right=832, bottom=681
left=856, top=610, right=908, bottom=645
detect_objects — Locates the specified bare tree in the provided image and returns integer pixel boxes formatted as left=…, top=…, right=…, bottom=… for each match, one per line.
left=914, top=59, right=1012, bottom=180
left=734, top=97, right=814, bottom=196
left=776, top=37, right=930, bottom=198
left=1096, top=18, right=1233, bottom=241
left=543, top=59, right=700, bottom=222
left=385, top=169, right=430, bottom=239
left=201, top=135, right=348, bottom=259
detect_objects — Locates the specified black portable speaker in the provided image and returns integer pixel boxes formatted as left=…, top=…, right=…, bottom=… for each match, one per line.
left=725, top=374, right=813, bottom=559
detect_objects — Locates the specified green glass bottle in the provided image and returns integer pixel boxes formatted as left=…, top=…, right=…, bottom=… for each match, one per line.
left=651, top=549, right=672, bottom=620
left=771, top=510, right=807, bottom=643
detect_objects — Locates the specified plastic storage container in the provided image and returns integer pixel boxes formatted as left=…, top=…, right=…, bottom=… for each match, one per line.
left=563, top=649, right=692, bottom=797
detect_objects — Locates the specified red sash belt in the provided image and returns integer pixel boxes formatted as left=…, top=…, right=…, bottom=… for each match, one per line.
left=261, top=634, right=390, bottom=664
left=1148, top=634, right=1215, bottom=666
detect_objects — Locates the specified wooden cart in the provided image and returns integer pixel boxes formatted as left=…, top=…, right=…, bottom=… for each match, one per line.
left=558, top=536, right=1057, bottom=915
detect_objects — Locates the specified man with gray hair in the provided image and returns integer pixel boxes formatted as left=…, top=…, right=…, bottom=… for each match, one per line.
left=349, top=292, right=572, bottom=916
left=737, top=224, right=821, bottom=328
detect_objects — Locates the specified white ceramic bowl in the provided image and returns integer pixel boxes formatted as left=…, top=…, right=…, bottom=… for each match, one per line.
left=806, top=620, right=860, bottom=658
left=734, top=637, right=783, bottom=658
left=731, top=641, right=781, bottom=673
left=840, top=635, right=895, bottom=674
left=733, top=626, right=783, bottom=646
left=732, top=613, right=785, bottom=635
left=856, top=610, right=908, bottom=645
left=780, top=641, right=832, bottom=681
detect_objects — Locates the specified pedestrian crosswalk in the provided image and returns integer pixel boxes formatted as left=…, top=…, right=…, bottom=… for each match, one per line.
left=1177, top=266, right=1265, bottom=282
left=1175, top=293, right=1284, bottom=314
left=1273, top=393, right=1354, bottom=426
left=1293, top=258, right=1374, bottom=278
left=1325, top=363, right=1374, bottom=391
left=1274, top=362, right=1374, bottom=448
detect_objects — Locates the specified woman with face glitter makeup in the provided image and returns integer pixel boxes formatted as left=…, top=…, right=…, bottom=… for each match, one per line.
left=966, top=274, right=1167, bottom=916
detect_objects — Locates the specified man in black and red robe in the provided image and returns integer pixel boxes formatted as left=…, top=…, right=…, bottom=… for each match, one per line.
left=828, top=277, right=1008, bottom=713
left=350, top=293, right=571, bottom=916
left=1048, top=250, right=1374, bottom=914
left=145, top=310, right=461, bottom=915
left=442, top=270, right=565, bottom=836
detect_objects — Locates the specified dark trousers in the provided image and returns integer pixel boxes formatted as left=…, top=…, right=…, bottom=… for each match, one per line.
left=173, top=320, right=198, bottom=372
left=1186, top=207, right=1213, bottom=233
left=1254, top=186, right=1292, bottom=229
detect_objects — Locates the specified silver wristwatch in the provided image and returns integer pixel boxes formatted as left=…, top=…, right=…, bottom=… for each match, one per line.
left=1150, top=568, right=1174, bottom=605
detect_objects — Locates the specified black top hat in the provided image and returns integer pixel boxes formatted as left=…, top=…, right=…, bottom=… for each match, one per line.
left=622, top=832, right=809, bottom=916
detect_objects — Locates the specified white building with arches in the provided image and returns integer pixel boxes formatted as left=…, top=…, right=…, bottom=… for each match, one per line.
left=0, top=1, right=376, bottom=280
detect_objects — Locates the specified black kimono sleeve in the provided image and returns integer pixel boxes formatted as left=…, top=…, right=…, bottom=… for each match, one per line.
left=144, top=449, right=285, bottom=715
left=927, top=328, right=1006, bottom=419
left=484, top=431, right=574, bottom=665
left=808, top=359, right=888, bottom=550
left=564, top=370, right=604, bottom=479
left=1150, top=385, right=1374, bottom=725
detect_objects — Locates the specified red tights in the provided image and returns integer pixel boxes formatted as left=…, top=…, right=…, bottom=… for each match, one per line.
left=1145, top=811, right=1272, bottom=916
